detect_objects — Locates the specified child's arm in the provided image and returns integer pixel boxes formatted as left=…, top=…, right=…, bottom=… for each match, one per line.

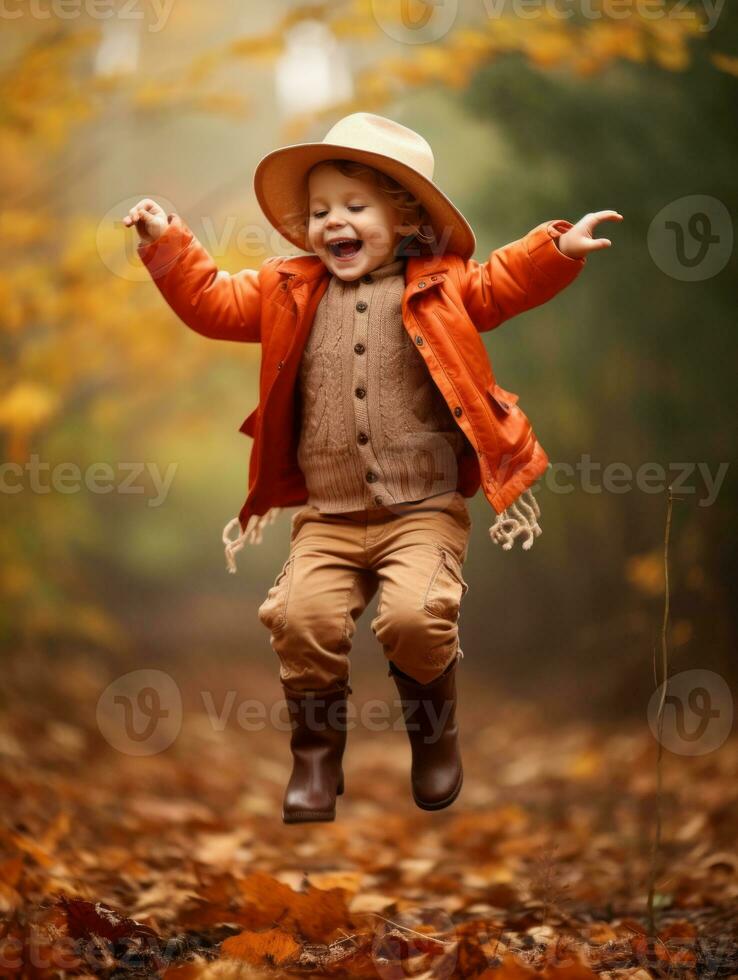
left=124, top=199, right=264, bottom=343
left=459, top=211, right=622, bottom=333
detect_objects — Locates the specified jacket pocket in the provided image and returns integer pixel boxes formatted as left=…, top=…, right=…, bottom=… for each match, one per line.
left=239, top=407, right=259, bottom=437
left=486, top=381, right=520, bottom=415
left=423, top=547, right=469, bottom=621
left=257, top=556, right=295, bottom=634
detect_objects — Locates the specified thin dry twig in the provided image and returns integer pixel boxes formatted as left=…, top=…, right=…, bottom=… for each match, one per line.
left=357, top=911, right=454, bottom=946
left=646, top=485, right=674, bottom=935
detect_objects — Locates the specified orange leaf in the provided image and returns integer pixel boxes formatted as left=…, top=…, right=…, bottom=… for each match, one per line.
left=221, top=927, right=300, bottom=966
left=478, top=951, right=539, bottom=978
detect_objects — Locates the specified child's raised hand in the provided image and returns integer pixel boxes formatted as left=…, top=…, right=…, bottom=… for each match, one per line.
left=557, top=211, right=623, bottom=259
left=122, top=198, right=168, bottom=244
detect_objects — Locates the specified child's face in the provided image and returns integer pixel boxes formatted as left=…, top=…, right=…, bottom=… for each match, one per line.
left=306, top=164, right=413, bottom=281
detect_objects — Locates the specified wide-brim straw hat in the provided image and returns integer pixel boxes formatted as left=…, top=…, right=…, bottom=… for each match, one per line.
left=253, top=112, right=476, bottom=260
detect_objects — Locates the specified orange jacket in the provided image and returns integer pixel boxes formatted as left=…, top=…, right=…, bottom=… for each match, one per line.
left=138, top=215, right=586, bottom=565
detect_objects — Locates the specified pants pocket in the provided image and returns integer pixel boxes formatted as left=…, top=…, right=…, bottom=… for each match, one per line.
left=447, top=491, right=472, bottom=529
left=422, top=547, right=469, bottom=621
left=290, top=506, right=316, bottom=544
left=257, top=556, right=295, bottom=634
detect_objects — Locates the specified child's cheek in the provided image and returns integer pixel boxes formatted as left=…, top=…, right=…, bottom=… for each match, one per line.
left=362, top=222, right=393, bottom=257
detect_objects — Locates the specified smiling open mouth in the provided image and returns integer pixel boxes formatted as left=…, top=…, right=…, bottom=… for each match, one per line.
left=327, top=238, right=363, bottom=259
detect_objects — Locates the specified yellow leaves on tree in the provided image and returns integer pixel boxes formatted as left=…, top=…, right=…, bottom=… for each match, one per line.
left=710, top=52, right=738, bottom=77
left=625, top=549, right=665, bottom=597
left=190, top=0, right=734, bottom=141
left=0, top=30, right=99, bottom=150
left=0, top=382, right=59, bottom=462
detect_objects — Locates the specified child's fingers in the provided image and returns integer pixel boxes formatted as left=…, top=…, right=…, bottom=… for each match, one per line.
left=590, top=211, right=623, bottom=230
left=124, top=200, right=159, bottom=221
left=139, top=198, right=160, bottom=215
left=123, top=207, right=149, bottom=230
left=122, top=200, right=164, bottom=237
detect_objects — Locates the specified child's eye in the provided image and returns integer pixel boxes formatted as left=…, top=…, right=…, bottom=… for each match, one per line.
left=311, top=206, right=366, bottom=219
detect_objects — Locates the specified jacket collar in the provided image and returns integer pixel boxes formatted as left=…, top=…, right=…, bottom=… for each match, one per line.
left=276, top=255, right=327, bottom=281
left=275, top=252, right=451, bottom=292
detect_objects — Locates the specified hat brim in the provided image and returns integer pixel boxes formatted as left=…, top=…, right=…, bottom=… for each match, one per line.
left=253, top=142, right=476, bottom=261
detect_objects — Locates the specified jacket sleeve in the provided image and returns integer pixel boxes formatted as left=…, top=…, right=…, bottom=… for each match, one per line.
left=137, top=213, right=264, bottom=343
left=458, top=220, right=586, bottom=334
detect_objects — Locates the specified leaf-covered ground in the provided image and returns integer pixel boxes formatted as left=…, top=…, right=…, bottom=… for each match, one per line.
left=1, top=651, right=736, bottom=979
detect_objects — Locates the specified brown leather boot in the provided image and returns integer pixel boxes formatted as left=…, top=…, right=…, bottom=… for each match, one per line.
left=280, top=678, right=352, bottom=824
left=388, top=653, right=463, bottom=811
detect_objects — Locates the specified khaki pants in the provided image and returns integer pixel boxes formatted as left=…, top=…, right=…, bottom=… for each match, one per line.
left=257, top=490, right=471, bottom=690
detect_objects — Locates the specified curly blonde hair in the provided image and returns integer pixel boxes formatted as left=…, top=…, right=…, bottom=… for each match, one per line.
left=303, top=159, right=437, bottom=256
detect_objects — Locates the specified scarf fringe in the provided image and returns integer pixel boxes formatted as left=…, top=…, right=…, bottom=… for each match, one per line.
left=488, top=488, right=542, bottom=552
left=222, top=508, right=282, bottom=574
left=221, top=487, right=541, bottom=572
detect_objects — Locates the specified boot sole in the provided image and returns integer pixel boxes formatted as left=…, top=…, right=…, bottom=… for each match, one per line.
left=283, top=809, right=336, bottom=823
left=413, top=768, right=463, bottom=811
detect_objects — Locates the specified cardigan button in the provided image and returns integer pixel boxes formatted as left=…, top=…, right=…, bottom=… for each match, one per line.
left=454, top=406, right=463, bottom=417
left=356, top=300, right=368, bottom=312
left=361, top=274, right=373, bottom=284
left=355, top=387, right=366, bottom=399
left=374, top=495, right=383, bottom=505
left=366, top=471, right=377, bottom=483
left=357, top=432, right=369, bottom=445
left=354, top=342, right=365, bottom=354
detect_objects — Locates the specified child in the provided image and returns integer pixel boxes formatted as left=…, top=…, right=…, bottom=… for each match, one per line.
left=125, top=112, right=621, bottom=824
